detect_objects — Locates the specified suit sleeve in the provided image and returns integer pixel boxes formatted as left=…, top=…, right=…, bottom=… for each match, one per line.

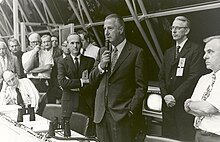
left=14, top=56, right=21, bottom=78
left=57, top=60, right=81, bottom=89
left=129, top=49, right=148, bottom=112
left=89, top=47, right=105, bottom=88
left=158, top=50, right=169, bottom=97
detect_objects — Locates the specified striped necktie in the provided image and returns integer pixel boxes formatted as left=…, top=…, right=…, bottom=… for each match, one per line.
left=176, top=46, right=180, bottom=58
left=195, top=73, right=216, bottom=128
left=111, top=47, right=118, bottom=72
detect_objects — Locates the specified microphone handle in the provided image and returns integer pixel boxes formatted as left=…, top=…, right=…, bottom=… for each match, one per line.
left=105, top=40, right=111, bottom=72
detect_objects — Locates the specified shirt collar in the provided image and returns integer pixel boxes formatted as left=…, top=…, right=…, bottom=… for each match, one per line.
left=71, top=54, right=81, bottom=60
left=176, top=38, right=188, bottom=49
left=112, top=39, right=126, bottom=53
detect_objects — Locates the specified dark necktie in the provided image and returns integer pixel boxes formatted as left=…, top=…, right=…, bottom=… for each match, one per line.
left=111, top=47, right=118, bottom=72
left=195, top=73, right=216, bottom=128
left=33, top=52, right=39, bottom=68
left=176, top=46, right=180, bottom=58
left=74, top=57, right=80, bottom=77
left=32, top=52, right=39, bottom=76
left=16, top=88, right=24, bottom=107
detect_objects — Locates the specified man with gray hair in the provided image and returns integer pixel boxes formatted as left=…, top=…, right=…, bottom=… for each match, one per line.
left=158, top=16, right=207, bottom=141
left=185, top=35, right=220, bottom=142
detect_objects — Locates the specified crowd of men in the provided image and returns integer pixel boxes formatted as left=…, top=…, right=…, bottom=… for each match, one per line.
left=0, top=13, right=220, bottom=142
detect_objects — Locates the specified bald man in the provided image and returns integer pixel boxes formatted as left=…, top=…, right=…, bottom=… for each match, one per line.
left=0, top=70, right=39, bottom=112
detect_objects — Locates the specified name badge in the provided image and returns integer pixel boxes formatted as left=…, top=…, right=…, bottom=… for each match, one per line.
left=176, top=68, right=184, bottom=76
left=178, top=58, right=186, bottom=68
left=82, top=70, right=89, bottom=79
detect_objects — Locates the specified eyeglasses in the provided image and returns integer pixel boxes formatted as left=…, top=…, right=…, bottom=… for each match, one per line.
left=30, top=41, right=40, bottom=44
left=170, top=26, right=187, bottom=31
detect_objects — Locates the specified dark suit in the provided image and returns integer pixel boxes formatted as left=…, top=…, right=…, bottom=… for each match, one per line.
left=89, top=41, right=147, bottom=142
left=14, top=50, right=26, bottom=78
left=158, top=40, right=208, bottom=141
left=47, top=48, right=63, bottom=103
left=58, top=55, right=95, bottom=118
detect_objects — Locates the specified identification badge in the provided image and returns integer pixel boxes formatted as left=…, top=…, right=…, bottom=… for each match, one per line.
left=82, top=70, right=89, bottom=79
left=178, top=58, right=186, bottom=68
left=176, top=68, right=184, bottom=76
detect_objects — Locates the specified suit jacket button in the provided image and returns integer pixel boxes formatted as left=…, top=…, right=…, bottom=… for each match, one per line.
left=108, top=83, right=111, bottom=86
left=170, top=77, right=173, bottom=80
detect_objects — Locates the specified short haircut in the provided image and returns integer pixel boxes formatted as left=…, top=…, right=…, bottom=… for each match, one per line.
left=67, top=32, right=81, bottom=42
left=174, top=16, right=191, bottom=29
left=41, top=34, right=51, bottom=40
left=28, top=32, right=41, bottom=42
left=105, top=13, right=125, bottom=28
left=8, top=38, right=19, bottom=46
left=203, top=35, right=220, bottom=43
left=77, top=30, right=90, bottom=42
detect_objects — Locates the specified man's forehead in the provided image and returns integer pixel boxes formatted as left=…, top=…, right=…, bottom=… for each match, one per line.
left=51, top=37, right=58, bottom=40
left=68, top=35, right=80, bottom=42
left=0, top=42, right=6, bottom=49
left=205, top=39, right=220, bottom=50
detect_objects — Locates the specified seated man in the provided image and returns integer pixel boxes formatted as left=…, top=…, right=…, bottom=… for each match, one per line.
left=0, top=70, right=39, bottom=112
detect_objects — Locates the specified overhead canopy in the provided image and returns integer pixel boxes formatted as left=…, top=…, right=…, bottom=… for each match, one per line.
left=0, top=0, right=220, bottom=80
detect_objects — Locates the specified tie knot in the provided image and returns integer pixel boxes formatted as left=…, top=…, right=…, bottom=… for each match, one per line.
left=16, top=87, right=19, bottom=91
left=113, top=47, right=118, bottom=53
left=176, top=46, right=180, bottom=52
left=74, top=57, right=78, bottom=60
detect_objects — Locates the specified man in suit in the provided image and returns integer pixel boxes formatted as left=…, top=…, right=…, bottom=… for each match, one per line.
left=0, top=41, right=21, bottom=90
left=8, top=38, right=26, bottom=78
left=89, top=14, right=147, bottom=142
left=158, top=16, right=208, bottom=141
left=57, top=33, right=95, bottom=136
left=47, top=35, right=63, bottom=104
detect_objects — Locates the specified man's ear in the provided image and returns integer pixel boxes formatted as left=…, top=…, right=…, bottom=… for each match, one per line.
left=185, top=28, right=190, bottom=35
left=119, top=26, right=124, bottom=35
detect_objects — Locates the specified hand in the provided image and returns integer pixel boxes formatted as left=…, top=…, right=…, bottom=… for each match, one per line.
left=34, top=45, right=41, bottom=52
left=100, top=50, right=111, bottom=69
left=81, top=78, right=89, bottom=84
left=164, top=94, right=176, bottom=107
left=184, top=99, right=192, bottom=112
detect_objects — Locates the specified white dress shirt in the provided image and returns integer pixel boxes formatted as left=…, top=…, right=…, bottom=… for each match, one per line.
left=22, top=48, right=54, bottom=79
left=176, top=38, right=188, bottom=52
left=0, top=78, right=39, bottom=111
left=191, top=70, right=220, bottom=135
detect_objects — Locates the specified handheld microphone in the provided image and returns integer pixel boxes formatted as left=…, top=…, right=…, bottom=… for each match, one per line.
left=105, top=40, right=111, bottom=72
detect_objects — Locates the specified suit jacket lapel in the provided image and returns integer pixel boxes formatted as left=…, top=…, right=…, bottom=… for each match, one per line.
left=171, top=41, right=191, bottom=65
left=65, top=56, right=78, bottom=76
left=79, top=55, right=88, bottom=77
left=110, top=42, right=131, bottom=76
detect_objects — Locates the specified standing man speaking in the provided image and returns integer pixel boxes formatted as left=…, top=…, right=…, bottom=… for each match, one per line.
left=89, top=14, right=147, bottom=142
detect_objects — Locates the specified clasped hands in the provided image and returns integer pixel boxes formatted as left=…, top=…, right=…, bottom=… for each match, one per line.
left=164, top=94, right=176, bottom=107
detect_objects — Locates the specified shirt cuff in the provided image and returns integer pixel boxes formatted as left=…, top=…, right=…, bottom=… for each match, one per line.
left=80, top=79, right=84, bottom=87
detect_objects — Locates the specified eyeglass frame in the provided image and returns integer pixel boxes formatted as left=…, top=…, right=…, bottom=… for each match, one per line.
left=170, top=26, right=188, bottom=31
